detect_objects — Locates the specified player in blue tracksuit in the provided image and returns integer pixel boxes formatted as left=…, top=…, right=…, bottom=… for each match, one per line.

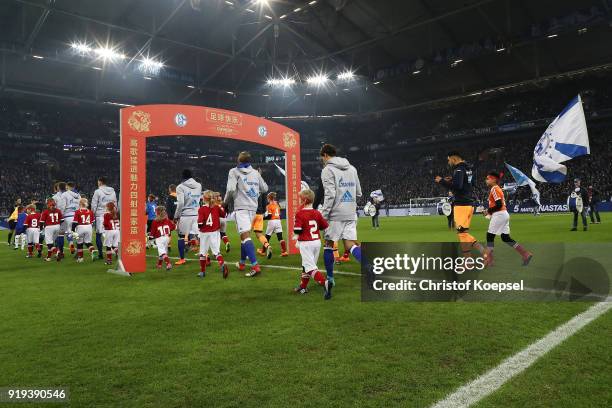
left=146, top=195, right=158, bottom=248
left=14, top=207, right=27, bottom=250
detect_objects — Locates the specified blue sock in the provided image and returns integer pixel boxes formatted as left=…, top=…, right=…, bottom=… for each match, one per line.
left=240, top=242, right=246, bottom=264
left=350, top=245, right=362, bottom=262
left=95, top=233, right=103, bottom=256
left=324, top=247, right=335, bottom=279
left=243, top=239, right=258, bottom=265
left=57, top=236, right=65, bottom=253
left=178, top=237, right=185, bottom=259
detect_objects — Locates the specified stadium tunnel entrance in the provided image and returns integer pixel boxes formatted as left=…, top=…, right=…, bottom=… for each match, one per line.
left=118, top=105, right=301, bottom=273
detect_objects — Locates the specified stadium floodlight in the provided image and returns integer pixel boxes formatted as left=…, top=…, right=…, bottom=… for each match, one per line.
left=71, top=42, right=92, bottom=54
left=337, top=70, right=355, bottom=81
left=306, top=74, right=329, bottom=86
left=266, top=77, right=295, bottom=87
left=413, top=70, right=421, bottom=74
left=138, top=57, right=164, bottom=74
left=309, top=1, right=317, bottom=5
left=294, top=7, right=302, bottom=12
left=94, top=46, right=125, bottom=61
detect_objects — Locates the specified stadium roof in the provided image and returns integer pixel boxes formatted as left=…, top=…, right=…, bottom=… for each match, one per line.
left=1, top=0, right=611, bottom=117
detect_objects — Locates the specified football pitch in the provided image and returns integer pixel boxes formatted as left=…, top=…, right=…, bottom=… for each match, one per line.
left=0, top=214, right=610, bottom=407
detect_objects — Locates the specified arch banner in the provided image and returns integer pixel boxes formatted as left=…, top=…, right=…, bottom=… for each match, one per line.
left=118, top=105, right=301, bottom=273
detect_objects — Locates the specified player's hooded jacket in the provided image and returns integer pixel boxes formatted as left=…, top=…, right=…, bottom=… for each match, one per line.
left=174, top=178, right=202, bottom=219
left=91, top=185, right=117, bottom=217
left=224, top=165, right=268, bottom=212
left=321, top=156, right=362, bottom=221
left=59, top=189, right=81, bottom=218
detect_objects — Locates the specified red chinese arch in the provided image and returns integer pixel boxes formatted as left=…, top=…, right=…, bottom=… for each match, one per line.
left=118, top=105, right=301, bottom=273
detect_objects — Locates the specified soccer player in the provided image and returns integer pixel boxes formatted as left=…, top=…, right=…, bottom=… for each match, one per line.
left=72, top=198, right=97, bottom=262
left=254, top=194, right=272, bottom=259
left=102, top=202, right=120, bottom=265
left=587, top=184, right=602, bottom=224
left=224, top=151, right=268, bottom=277
left=264, top=192, right=288, bottom=257
left=91, top=177, right=117, bottom=259
left=214, top=191, right=230, bottom=253
left=59, top=181, right=81, bottom=255
left=149, top=206, right=175, bottom=271
left=293, top=189, right=333, bottom=299
left=6, top=198, right=21, bottom=246
left=146, top=194, right=158, bottom=248
left=320, top=144, right=363, bottom=285
left=40, top=198, right=62, bottom=262
left=569, top=178, right=589, bottom=231
left=24, top=204, right=42, bottom=258
left=484, top=172, right=532, bottom=266
left=197, top=190, right=230, bottom=279
left=174, top=169, right=202, bottom=265
left=13, top=206, right=27, bottom=251
left=435, top=151, right=487, bottom=261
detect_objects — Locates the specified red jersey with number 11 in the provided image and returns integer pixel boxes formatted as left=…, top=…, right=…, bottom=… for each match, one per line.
left=294, top=208, right=328, bottom=242
left=40, top=209, right=62, bottom=226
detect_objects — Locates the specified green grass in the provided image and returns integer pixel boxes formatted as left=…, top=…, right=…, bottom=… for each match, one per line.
left=0, top=213, right=610, bottom=407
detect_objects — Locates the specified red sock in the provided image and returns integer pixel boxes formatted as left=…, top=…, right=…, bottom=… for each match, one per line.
left=216, top=254, right=224, bottom=266
left=343, top=250, right=349, bottom=258
left=52, top=247, right=58, bottom=256
left=190, top=239, right=198, bottom=247
left=157, top=258, right=163, bottom=267
left=199, top=256, right=207, bottom=273
left=77, top=249, right=83, bottom=258
left=280, top=240, right=287, bottom=252
left=27, top=245, right=33, bottom=255
left=36, top=243, right=41, bottom=252
left=300, top=274, right=310, bottom=289
left=106, top=251, right=113, bottom=261
left=222, top=235, right=229, bottom=244
left=311, top=270, right=326, bottom=286
left=163, top=255, right=171, bottom=266
left=206, top=255, right=211, bottom=266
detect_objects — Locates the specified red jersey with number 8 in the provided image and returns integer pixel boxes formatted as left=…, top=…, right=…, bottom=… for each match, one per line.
left=294, top=208, right=328, bottom=242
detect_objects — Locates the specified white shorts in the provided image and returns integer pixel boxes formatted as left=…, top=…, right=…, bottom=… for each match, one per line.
left=199, top=231, right=221, bottom=256
left=155, top=236, right=170, bottom=256
left=95, top=215, right=105, bottom=234
left=75, top=225, right=93, bottom=244
left=299, top=240, right=321, bottom=273
left=60, top=216, right=74, bottom=234
left=235, top=210, right=255, bottom=234
left=26, top=228, right=40, bottom=244
left=488, top=210, right=510, bottom=235
left=44, top=225, right=60, bottom=245
left=265, top=219, right=283, bottom=235
left=178, top=215, right=198, bottom=236
left=104, top=230, right=120, bottom=247
left=324, top=220, right=357, bottom=242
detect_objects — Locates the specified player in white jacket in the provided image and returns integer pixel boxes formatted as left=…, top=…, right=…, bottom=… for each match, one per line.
left=91, top=177, right=117, bottom=259
left=224, top=151, right=268, bottom=277
left=174, top=169, right=202, bottom=265
left=319, top=144, right=362, bottom=284
left=59, top=181, right=81, bottom=255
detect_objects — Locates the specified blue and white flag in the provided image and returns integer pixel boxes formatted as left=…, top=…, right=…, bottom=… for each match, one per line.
left=370, top=189, right=384, bottom=202
left=506, top=163, right=541, bottom=206
left=532, top=95, right=590, bottom=183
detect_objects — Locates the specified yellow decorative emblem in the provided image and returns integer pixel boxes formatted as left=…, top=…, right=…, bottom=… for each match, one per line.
left=283, top=132, right=297, bottom=149
left=125, top=240, right=144, bottom=255
left=127, top=110, right=151, bottom=133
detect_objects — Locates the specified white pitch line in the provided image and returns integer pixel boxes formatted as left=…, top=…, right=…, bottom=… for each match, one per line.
left=144, top=254, right=362, bottom=277
left=430, top=301, right=612, bottom=408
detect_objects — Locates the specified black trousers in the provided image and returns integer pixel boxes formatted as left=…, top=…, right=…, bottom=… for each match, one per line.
left=589, top=203, right=601, bottom=223
left=573, top=210, right=587, bottom=228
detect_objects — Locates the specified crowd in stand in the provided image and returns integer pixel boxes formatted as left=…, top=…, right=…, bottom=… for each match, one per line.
left=3, top=76, right=612, bottom=215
